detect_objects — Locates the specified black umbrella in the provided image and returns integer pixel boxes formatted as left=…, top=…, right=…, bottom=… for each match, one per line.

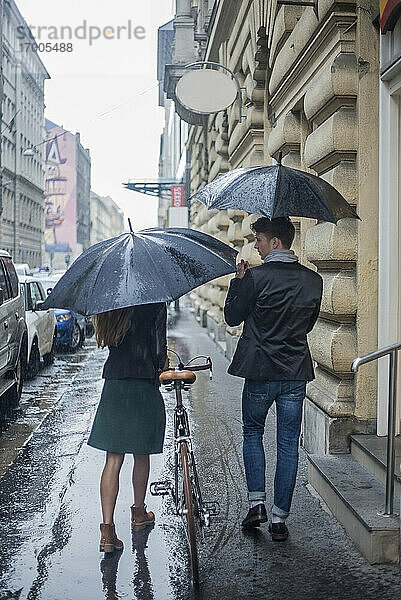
left=190, top=164, right=360, bottom=223
left=41, top=227, right=238, bottom=316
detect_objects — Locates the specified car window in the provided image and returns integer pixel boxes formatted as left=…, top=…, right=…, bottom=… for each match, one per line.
left=0, top=261, right=11, bottom=302
left=3, top=257, right=19, bottom=298
left=30, top=283, right=43, bottom=307
left=35, top=281, right=46, bottom=301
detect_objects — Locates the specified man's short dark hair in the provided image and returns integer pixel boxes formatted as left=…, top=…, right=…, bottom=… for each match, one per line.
left=251, top=217, right=295, bottom=249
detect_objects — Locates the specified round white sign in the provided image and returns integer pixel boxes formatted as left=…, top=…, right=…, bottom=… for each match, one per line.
left=175, top=69, right=238, bottom=115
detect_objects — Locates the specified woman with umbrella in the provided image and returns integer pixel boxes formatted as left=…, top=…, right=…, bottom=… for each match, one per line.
left=41, top=225, right=238, bottom=553
left=88, top=302, right=168, bottom=552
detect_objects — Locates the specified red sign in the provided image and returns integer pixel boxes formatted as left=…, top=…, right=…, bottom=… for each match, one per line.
left=171, top=185, right=185, bottom=207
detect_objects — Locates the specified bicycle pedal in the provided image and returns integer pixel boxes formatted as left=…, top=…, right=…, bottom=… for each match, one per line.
left=150, top=481, right=173, bottom=496
left=203, top=501, right=220, bottom=516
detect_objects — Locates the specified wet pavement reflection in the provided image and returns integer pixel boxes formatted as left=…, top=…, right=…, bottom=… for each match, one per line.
left=0, top=307, right=400, bottom=599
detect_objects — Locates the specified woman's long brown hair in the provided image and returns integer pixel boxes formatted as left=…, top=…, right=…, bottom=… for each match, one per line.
left=92, top=306, right=135, bottom=348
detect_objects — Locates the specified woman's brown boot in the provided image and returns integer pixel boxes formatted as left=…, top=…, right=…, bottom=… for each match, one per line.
left=99, top=523, right=124, bottom=553
left=131, top=504, right=155, bottom=531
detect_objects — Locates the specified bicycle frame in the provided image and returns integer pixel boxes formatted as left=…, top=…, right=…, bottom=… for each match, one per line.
left=150, top=354, right=219, bottom=584
left=171, top=381, right=210, bottom=528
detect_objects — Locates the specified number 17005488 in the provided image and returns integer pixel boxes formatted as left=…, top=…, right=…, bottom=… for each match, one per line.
left=20, top=43, right=73, bottom=53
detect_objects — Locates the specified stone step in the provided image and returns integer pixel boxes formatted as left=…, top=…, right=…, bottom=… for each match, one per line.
left=308, top=453, right=400, bottom=564
left=351, top=434, right=401, bottom=498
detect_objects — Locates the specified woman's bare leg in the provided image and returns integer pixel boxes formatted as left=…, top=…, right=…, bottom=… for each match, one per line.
left=100, top=452, right=125, bottom=524
left=132, top=454, right=150, bottom=508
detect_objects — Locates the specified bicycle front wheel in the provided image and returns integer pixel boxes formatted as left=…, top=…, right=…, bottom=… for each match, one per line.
left=181, top=442, right=199, bottom=585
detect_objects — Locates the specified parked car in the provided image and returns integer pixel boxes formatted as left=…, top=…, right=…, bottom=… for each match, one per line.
left=34, top=275, right=86, bottom=351
left=19, top=277, right=57, bottom=378
left=15, top=263, right=32, bottom=277
left=0, top=251, right=28, bottom=420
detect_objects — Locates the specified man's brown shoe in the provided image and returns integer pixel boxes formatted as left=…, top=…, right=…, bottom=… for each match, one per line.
left=131, top=504, right=155, bottom=531
left=99, top=523, right=124, bottom=553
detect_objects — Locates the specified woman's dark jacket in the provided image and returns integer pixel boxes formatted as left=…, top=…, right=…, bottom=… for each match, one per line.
left=102, top=303, right=167, bottom=381
left=224, top=263, right=322, bottom=381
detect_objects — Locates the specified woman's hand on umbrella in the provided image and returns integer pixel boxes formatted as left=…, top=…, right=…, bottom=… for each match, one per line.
left=236, top=259, right=250, bottom=279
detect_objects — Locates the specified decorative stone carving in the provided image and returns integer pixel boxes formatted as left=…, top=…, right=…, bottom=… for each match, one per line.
left=269, top=5, right=305, bottom=67
left=304, top=108, right=357, bottom=173
left=268, top=111, right=301, bottom=158
left=320, top=271, right=357, bottom=317
left=306, top=219, right=357, bottom=265
left=320, top=162, right=357, bottom=206
left=309, top=320, right=357, bottom=374
left=304, top=53, right=358, bottom=126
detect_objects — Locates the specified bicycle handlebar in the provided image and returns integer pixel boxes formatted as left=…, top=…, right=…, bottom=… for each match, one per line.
left=183, top=359, right=212, bottom=372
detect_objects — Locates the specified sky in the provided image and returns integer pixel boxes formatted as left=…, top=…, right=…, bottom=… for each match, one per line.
left=17, top=0, right=175, bottom=231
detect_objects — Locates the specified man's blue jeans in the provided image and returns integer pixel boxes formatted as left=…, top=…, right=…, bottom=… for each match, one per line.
left=242, top=379, right=306, bottom=519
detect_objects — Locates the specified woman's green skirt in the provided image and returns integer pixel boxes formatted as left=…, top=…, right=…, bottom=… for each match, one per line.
left=88, top=378, right=166, bottom=455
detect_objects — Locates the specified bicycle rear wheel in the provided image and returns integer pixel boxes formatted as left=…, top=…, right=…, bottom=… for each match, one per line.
left=181, top=442, right=199, bottom=584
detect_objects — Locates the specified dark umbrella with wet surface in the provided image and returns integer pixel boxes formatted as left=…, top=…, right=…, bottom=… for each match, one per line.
left=41, top=225, right=238, bottom=315
left=190, top=163, right=360, bottom=223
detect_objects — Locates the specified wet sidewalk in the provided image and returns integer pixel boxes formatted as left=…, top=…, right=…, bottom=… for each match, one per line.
left=0, top=307, right=400, bottom=600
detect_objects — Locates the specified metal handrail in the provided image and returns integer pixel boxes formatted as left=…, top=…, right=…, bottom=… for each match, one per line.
left=351, top=341, right=401, bottom=516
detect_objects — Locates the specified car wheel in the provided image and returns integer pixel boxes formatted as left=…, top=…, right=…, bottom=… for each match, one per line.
left=43, top=332, right=56, bottom=366
left=70, top=323, right=81, bottom=351
left=27, top=341, right=40, bottom=379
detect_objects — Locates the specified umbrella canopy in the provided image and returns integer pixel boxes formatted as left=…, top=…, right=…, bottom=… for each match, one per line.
left=42, top=227, right=238, bottom=316
left=190, top=164, right=360, bottom=224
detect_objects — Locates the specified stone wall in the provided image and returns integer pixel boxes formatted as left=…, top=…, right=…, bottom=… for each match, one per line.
left=188, top=0, right=379, bottom=454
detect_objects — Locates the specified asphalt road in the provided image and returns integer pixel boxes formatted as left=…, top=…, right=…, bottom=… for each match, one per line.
left=0, top=308, right=400, bottom=600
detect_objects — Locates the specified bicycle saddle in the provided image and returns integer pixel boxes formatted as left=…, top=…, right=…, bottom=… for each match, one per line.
left=159, top=369, right=197, bottom=385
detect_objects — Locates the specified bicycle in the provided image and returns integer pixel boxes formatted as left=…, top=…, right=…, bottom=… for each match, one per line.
left=150, top=350, right=219, bottom=585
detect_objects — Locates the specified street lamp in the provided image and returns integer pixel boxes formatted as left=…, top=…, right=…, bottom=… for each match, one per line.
left=23, top=130, right=66, bottom=158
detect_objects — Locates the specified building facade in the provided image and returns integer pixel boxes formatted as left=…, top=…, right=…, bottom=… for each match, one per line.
left=76, top=132, right=91, bottom=255
left=44, top=119, right=91, bottom=269
left=0, top=0, right=50, bottom=267
left=90, top=191, right=124, bottom=245
left=157, top=19, right=189, bottom=227
left=163, top=0, right=380, bottom=454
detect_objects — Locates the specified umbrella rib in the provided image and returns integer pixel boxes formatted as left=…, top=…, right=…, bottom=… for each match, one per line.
left=84, top=236, right=126, bottom=314
left=140, top=236, right=177, bottom=301
left=164, top=230, right=235, bottom=268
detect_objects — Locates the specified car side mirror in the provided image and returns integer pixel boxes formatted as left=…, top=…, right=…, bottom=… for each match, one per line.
left=34, top=301, right=46, bottom=311
left=0, top=288, right=3, bottom=306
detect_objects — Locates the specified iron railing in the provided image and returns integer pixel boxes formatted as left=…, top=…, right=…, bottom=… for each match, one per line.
left=352, top=341, right=401, bottom=516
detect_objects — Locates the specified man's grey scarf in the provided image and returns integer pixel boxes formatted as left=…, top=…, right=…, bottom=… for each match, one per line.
left=264, top=249, right=298, bottom=263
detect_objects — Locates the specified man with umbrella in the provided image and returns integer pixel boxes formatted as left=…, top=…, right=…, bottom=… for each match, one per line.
left=224, top=217, right=323, bottom=540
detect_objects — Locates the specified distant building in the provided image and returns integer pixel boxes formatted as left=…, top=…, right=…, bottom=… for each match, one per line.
left=0, top=0, right=50, bottom=267
left=90, top=191, right=124, bottom=245
left=76, top=133, right=91, bottom=253
left=44, top=119, right=91, bottom=269
left=157, top=19, right=188, bottom=227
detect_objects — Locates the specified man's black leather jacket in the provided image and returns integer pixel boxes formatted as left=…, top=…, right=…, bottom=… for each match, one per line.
left=224, top=262, right=323, bottom=381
